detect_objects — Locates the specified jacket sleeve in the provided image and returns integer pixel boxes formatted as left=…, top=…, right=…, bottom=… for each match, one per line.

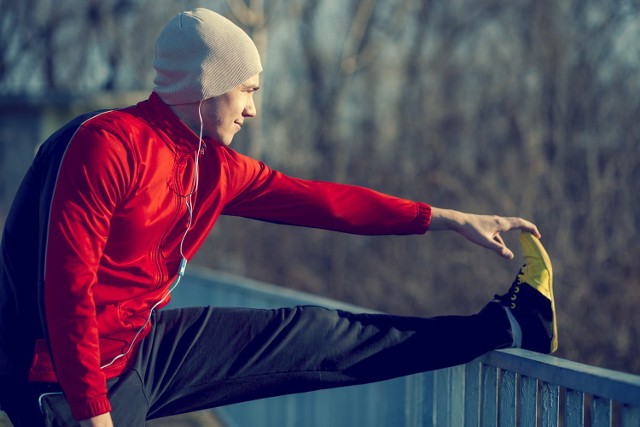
left=44, top=126, right=132, bottom=420
left=220, top=149, right=431, bottom=235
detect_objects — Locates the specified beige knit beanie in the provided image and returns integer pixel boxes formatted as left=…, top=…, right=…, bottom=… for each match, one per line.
left=153, top=8, right=263, bottom=105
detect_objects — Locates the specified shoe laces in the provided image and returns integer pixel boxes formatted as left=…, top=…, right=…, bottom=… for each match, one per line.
left=495, top=265, right=526, bottom=310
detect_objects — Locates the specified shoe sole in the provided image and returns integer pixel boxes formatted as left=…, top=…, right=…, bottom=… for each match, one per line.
left=519, top=232, right=557, bottom=353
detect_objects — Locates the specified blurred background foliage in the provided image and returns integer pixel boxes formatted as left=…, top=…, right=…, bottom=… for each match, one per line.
left=1, top=0, right=639, bottom=380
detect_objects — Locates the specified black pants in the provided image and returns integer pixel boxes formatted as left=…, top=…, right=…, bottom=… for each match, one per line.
left=5, top=302, right=512, bottom=426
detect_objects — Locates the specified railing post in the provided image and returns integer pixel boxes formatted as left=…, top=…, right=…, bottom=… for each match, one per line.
left=422, top=371, right=435, bottom=426
left=541, top=383, right=560, bottom=427
left=404, top=374, right=425, bottom=426
left=435, top=369, right=451, bottom=426
left=500, top=370, right=518, bottom=426
left=565, top=389, right=585, bottom=427
left=592, top=397, right=612, bottom=427
left=464, top=362, right=482, bottom=426
left=519, top=375, right=538, bottom=426
left=622, top=404, right=640, bottom=426
left=450, top=365, right=466, bottom=426
left=481, top=365, right=499, bottom=425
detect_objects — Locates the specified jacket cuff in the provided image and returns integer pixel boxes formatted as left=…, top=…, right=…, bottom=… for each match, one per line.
left=415, top=202, right=432, bottom=232
left=69, top=394, right=112, bottom=422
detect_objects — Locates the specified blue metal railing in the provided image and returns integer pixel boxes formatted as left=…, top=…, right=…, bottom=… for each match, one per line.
left=171, top=266, right=640, bottom=427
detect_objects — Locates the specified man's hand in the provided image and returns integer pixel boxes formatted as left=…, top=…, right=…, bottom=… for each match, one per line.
left=79, top=412, right=114, bottom=427
left=429, top=207, right=541, bottom=259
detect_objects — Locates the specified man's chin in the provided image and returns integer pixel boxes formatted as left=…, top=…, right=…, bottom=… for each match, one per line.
left=207, top=134, right=232, bottom=147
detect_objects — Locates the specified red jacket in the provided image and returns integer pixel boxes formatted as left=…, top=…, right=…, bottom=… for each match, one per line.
left=1, top=93, right=431, bottom=420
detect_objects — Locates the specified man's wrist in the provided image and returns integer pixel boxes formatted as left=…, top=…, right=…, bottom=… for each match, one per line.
left=79, top=412, right=114, bottom=427
left=429, top=207, right=464, bottom=232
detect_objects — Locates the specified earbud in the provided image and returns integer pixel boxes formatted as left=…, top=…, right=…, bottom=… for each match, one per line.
left=178, top=257, right=188, bottom=276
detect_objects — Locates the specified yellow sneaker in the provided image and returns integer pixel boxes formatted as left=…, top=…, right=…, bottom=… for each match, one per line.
left=496, top=232, right=557, bottom=353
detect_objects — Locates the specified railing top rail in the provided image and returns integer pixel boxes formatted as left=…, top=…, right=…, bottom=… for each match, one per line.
left=188, top=266, right=375, bottom=313
left=481, top=348, right=640, bottom=406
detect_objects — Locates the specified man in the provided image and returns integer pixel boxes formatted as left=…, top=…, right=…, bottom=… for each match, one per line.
left=0, top=8, right=556, bottom=427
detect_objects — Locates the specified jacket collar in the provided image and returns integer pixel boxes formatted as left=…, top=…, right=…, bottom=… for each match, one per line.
left=139, top=92, right=206, bottom=154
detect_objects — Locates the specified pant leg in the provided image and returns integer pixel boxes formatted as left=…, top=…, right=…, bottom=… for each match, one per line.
left=4, top=373, right=148, bottom=427
left=136, top=302, right=512, bottom=420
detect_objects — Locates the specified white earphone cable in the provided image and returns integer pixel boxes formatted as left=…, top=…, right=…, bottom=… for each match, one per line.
left=100, top=102, right=204, bottom=370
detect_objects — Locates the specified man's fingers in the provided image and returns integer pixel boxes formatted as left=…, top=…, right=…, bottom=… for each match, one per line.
left=492, top=242, right=514, bottom=260
left=492, top=238, right=514, bottom=259
left=504, top=217, right=541, bottom=239
left=501, top=246, right=515, bottom=260
left=487, top=233, right=514, bottom=259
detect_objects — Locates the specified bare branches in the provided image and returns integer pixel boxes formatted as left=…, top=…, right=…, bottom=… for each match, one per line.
left=227, top=0, right=266, bottom=27
left=340, top=0, right=376, bottom=74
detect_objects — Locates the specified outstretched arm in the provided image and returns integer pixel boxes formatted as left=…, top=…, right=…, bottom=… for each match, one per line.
left=428, top=207, right=541, bottom=259
left=221, top=150, right=430, bottom=236
left=220, top=149, right=539, bottom=256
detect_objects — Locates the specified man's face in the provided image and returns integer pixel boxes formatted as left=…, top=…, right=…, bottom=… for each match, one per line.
left=200, top=74, right=260, bottom=146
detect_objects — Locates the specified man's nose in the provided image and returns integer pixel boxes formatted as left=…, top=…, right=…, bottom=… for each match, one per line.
left=244, top=96, right=257, bottom=117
